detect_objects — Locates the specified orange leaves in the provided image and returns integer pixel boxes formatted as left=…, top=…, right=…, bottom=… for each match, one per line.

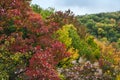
left=28, top=12, right=42, bottom=23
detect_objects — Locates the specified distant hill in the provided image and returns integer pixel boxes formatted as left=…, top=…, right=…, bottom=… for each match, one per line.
left=77, top=11, right=120, bottom=43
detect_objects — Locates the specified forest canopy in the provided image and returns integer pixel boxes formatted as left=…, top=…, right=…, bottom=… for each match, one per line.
left=0, top=0, right=120, bottom=80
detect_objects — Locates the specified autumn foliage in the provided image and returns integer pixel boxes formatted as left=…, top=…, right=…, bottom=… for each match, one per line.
left=1, top=0, right=120, bottom=80
left=0, top=0, right=69, bottom=79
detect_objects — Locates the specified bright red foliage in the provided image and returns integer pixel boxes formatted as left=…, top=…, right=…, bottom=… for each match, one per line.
left=26, top=50, right=58, bottom=80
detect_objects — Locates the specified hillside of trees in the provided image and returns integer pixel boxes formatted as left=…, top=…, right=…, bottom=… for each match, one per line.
left=77, top=11, right=120, bottom=43
left=0, top=0, right=120, bottom=80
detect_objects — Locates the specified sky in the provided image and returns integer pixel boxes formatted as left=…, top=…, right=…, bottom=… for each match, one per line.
left=31, top=0, right=120, bottom=15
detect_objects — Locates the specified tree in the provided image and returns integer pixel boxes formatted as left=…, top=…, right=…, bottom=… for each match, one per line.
left=31, top=4, right=54, bottom=19
left=0, top=0, right=69, bottom=79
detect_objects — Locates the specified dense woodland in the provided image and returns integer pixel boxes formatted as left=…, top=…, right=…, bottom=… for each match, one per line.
left=77, top=12, right=120, bottom=43
left=0, top=0, right=120, bottom=80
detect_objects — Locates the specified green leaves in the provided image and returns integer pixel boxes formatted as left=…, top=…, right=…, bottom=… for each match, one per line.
left=77, top=11, right=120, bottom=42
left=56, top=24, right=100, bottom=61
left=31, top=4, right=54, bottom=19
left=56, top=24, right=73, bottom=48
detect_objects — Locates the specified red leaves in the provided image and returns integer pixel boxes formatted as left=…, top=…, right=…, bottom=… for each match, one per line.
left=51, top=41, right=70, bottom=64
left=26, top=41, right=69, bottom=79
left=28, top=12, right=42, bottom=22
left=48, top=22, right=59, bottom=33
left=0, top=0, right=70, bottom=79
left=14, top=20, right=22, bottom=25
left=35, top=45, right=41, bottom=51
left=7, top=9, right=21, bottom=18
left=26, top=48, right=59, bottom=80
left=25, top=11, right=50, bottom=35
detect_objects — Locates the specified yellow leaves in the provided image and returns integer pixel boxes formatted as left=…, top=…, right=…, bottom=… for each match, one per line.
left=113, top=52, right=120, bottom=65
left=3, top=37, right=15, bottom=47
left=58, top=47, right=79, bottom=68
left=110, top=18, right=116, bottom=24
left=10, top=52, right=31, bottom=64
left=11, top=52, right=22, bottom=62
left=96, top=23, right=104, bottom=28
left=10, top=37, right=15, bottom=44
left=116, top=74, right=120, bottom=80
left=0, top=51, right=11, bottom=61
left=67, top=47, right=79, bottom=60
left=94, top=39, right=114, bottom=54
left=56, top=24, right=76, bottom=48
left=72, top=53, right=79, bottom=59
left=94, top=38, right=120, bottom=65
left=98, top=28, right=104, bottom=34
left=4, top=41, right=9, bottom=46
left=58, top=74, right=65, bottom=80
